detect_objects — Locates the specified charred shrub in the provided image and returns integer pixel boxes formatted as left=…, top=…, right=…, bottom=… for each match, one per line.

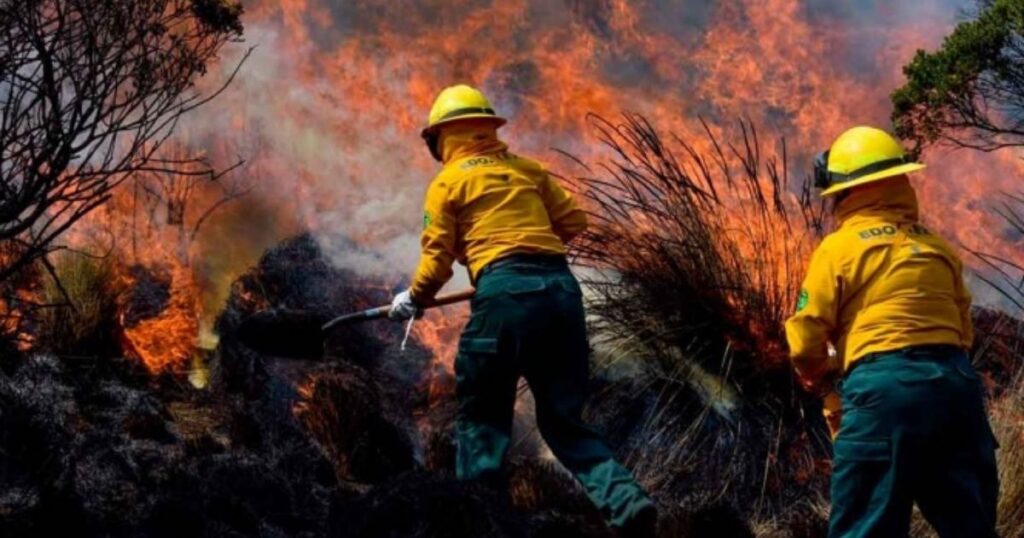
left=0, top=352, right=339, bottom=537
left=295, top=362, right=416, bottom=483
left=214, top=234, right=400, bottom=395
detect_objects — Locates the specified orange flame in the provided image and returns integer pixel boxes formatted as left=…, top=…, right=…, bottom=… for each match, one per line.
left=64, top=146, right=246, bottom=373
left=412, top=305, right=465, bottom=400
left=118, top=261, right=200, bottom=373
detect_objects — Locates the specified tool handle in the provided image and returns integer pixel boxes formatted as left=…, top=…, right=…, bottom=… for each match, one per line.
left=321, top=288, right=475, bottom=331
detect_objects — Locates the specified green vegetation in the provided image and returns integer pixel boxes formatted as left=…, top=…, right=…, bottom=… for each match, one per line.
left=892, top=0, right=1024, bottom=151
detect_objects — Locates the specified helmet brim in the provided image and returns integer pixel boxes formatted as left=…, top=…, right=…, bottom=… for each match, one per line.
left=821, top=162, right=926, bottom=197
left=421, top=114, right=507, bottom=137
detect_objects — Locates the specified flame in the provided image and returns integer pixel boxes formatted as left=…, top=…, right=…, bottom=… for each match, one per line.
left=412, top=305, right=465, bottom=401
left=0, top=292, right=39, bottom=352
left=63, top=146, right=257, bottom=374
left=118, top=260, right=200, bottom=374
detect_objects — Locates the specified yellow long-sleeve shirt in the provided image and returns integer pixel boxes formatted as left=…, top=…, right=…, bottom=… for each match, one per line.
left=409, top=125, right=587, bottom=301
left=785, top=176, right=973, bottom=386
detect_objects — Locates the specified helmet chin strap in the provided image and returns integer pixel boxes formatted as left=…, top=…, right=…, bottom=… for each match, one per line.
left=422, top=130, right=442, bottom=162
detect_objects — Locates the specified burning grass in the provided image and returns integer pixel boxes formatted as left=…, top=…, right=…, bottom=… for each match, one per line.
left=564, top=113, right=823, bottom=376
left=560, top=113, right=834, bottom=528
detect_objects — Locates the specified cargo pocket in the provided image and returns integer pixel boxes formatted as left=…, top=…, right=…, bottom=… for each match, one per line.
left=455, top=337, right=500, bottom=395
left=830, top=436, right=895, bottom=532
left=953, top=361, right=981, bottom=382
left=834, top=437, right=891, bottom=462
left=460, top=337, right=498, bottom=356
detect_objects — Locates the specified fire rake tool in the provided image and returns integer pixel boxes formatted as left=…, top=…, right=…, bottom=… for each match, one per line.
left=236, top=289, right=474, bottom=359
left=320, top=289, right=474, bottom=330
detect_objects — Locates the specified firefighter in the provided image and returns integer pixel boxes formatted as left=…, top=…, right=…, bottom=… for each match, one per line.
left=388, top=84, right=656, bottom=535
left=786, top=126, right=999, bottom=537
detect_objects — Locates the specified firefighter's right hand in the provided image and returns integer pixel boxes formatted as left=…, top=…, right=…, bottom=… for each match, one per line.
left=388, top=289, right=421, bottom=321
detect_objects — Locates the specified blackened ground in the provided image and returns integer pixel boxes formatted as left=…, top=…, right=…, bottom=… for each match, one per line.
left=294, top=362, right=416, bottom=483
left=0, top=354, right=337, bottom=537
left=0, top=352, right=623, bottom=537
left=213, top=234, right=430, bottom=476
left=332, top=471, right=531, bottom=538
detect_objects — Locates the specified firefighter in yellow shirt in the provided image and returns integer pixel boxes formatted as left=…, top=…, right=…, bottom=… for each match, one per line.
left=786, top=126, right=998, bottom=538
left=388, top=85, right=656, bottom=536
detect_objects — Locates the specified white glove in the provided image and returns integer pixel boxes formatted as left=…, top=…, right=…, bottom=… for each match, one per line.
left=388, top=289, right=421, bottom=321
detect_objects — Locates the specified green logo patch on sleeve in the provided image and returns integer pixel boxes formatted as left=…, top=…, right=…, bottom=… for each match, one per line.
left=423, top=212, right=433, bottom=230
left=796, top=289, right=809, bottom=312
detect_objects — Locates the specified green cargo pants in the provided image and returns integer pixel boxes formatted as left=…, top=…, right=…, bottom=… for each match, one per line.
left=830, top=346, right=999, bottom=538
left=454, top=255, right=654, bottom=529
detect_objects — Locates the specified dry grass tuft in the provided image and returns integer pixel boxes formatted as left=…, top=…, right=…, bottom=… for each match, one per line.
left=970, top=192, right=1024, bottom=313
left=36, top=252, right=120, bottom=355
left=564, top=113, right=822, bottom=380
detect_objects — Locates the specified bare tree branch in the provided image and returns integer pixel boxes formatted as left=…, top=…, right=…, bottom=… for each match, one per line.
left=0, top=0, right=246, bottom=287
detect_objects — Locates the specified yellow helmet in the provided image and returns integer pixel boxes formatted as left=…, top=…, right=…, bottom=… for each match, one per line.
left=813, top=126, right=925, bottom=197
left=422, top=84, right=506, bottom=135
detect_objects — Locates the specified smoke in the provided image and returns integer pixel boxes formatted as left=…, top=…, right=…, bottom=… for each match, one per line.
left=178, top=22, right=433, bottom=284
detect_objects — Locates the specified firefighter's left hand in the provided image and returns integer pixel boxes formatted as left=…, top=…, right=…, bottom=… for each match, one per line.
left=823, top=391, right=843, bottom=440
left=388, top=289, right=421, bottom=321
left=798, top=374, right=826, bottom=396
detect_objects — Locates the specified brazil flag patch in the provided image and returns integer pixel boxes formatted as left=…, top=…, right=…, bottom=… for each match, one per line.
left=423, top=212, right=432, bottom=230
left=796, top=289, right=809, bottom=312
